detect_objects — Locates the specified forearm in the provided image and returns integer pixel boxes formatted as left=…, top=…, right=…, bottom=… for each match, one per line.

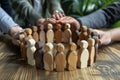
left=0, top=7, right=18, bottom=34
left=11, top=0, right=41, bottom=24
left=109, top=28, right=120, bottom=41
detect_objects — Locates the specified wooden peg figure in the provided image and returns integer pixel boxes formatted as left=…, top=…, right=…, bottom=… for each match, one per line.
left=87, top=38, right=95, bottom=66
left=66, top=42, right=77, bottom=71
left=25, top=28, right=33, bottom=39
left=26, top=39, right=36, bottom=66
left=19, top=33, right=27, bottom=61
left=46, top=23, right=54, bottom=43
left=43, top=43, right=54, bottom=71
left=91, top=31, right=99, bottom=62
left=39, top=25, right=46, bottom=44
left=34, top=41, right=44, bottom=69
left=77, top=40, right=89, bottom=68
left=63, top=23, right=72, bottom=44
left=55, top=43, right=66, bottom=72
left=79, top=26, right=88, bottom=40
left=55, top=24, right=62, bottom=43
left=32, top=26, right=39, bottom=42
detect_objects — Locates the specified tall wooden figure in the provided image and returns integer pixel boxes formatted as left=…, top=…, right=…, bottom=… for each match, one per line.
left=46, top=23, right=54, bottom=43
left=55, top=24, right=62, bottom=43
left=39, top=25, right=45, bottom=44
left=26, top=39, right=36, bottom=66
left=32, top=26, right=39, bottom=42
left=34, top=41, right=44, bottom=69
left=77, top=40, right=89, bottom=68
left=66, top=42, right=77, bottom=71
left=43, top=43, right=54, bottom=71
left=55, top=43, right=66, bottom=72
left=63, top=23, right=72, bottom=44
left=88, top=38, right=95, bottom=66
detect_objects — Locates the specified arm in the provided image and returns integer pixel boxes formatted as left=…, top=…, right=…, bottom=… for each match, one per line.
left=77, top=1, right=120, bottom=29
left=11, top=0, right=41, bottom=25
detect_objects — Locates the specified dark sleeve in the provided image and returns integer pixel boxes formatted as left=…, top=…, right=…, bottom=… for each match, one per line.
left=77, top=1, right=120, bottom=29
left=0, top=0, right=13, bottom=17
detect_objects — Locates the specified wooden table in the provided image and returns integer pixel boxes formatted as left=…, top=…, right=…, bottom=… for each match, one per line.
left=0, top=35, right=120, bottom=80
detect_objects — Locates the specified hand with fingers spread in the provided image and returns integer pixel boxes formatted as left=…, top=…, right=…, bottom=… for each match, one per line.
left=52, top=10, right=65, bottom=20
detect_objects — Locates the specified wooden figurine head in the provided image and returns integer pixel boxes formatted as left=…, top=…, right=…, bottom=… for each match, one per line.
left=40, top=25, right=44, bottom=31
left=69, top=42, right=77, bottom=51
left=88, top=38, right=95, bottom=47
left=56, top=43, right=64, bottom=52
left=65, top=23, right=71, bottom=30
left=80, top=40, right=88, bottom=49
left=33, top=26, right=38, bottom=32
left=47, top=23, right=53, bottom=30
left=81, top=26, right=87, bottom=32
left=56, top=24, right=61, bottom=30
left=25, top=28, right=32, bottom=35
left=35, top=41, right=44, bottom=49
left=19, top=33, right=25, bottom=41
left=27, top=39, right=35, bottom=47
left=44, top=43, right=53, bottom=52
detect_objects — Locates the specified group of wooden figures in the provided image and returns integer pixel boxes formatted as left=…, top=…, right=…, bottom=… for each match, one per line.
left=18, top=23, right=99, bottom=72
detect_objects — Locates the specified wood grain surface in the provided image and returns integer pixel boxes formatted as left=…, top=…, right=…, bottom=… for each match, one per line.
left=0, top=35, right=120, bottom=80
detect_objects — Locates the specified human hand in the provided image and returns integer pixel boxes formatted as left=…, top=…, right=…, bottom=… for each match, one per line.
left=52, top=10, right=65, bottom=20
left=93, top=29, right=111, bottom=45
left=56, top=16, right=80, bottom=30
left=9, top=26, right=24, bottom=46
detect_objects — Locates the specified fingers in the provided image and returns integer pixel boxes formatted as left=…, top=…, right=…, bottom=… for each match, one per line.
left=52, top=13, right=65, bottom=20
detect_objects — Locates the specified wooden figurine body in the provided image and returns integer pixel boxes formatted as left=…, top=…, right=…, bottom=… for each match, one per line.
left=39, top=25, right=45, bottom=44
left=34, top=41, right=44, bottom=69
left=91, top=32, right=99, bottom=62
left=46, top=23, right=54, bottom=43
left=32, top=26, right=39, bottom=42
left=88, top=38, right=95, bottom=66
left=43, top=43, right=54, bottom=71
left=27, top=39, right=36, bottom=66
left=77, top=40, right=89, bottom=68
left=66, top=42, right=77, bottom=71
left=55, top=24, right=62, bottom=43
left=63, top=23, right=72, bottom=44
left=55, top=43, right=66, bottom=72
left=25, top=28, right=33, bottom=39
left=19, top=33, right=27, bottom=61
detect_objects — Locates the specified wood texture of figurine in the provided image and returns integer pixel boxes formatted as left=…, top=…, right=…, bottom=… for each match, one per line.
left=25, top=28, right=33, bottom=39
left=77, top=40, right=89, bottom=68
left=19, top=33, right=27, bottom=61
left=63, top=23, right=72, bottom=44
left=39, top=25, right=46, bottom=44
left=91, top=31, right=99, bottom=62
left=32, top=26, right=39, bottom=42
left=88, top=38, right=95, bottom=66
left=55, top=24, right=62, bottom=43
left=43, top=43, right=54, bottom=71
left=55, top=43, right=66, bottom=72
left=26, top=39, right=36, bottom=66
left=66, top=42, right=77, bottom=71
left=46, top=23, right=54, bottom=43
left=34, top=41, right=44, bottom=69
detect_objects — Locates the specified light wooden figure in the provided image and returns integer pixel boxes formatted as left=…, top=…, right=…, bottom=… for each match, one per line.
left=34, top=41, right=44, bottom=69
left=25, top=28, right=33, bottom=39
left=77, top=40, right=89, bottom=68
left=26, top=38, right=36, bottom=66
left=55, top=24, right=62, bottom=43
left=43, top=43, right=54, bottom=71
left=63, top=23, right=72, bottom=44
left=39, top=25, right=46, bottom=44
left=32, top=26, right=39, bottom=42
left=87, top=38, right=95, bottom=66
left=46, top=23, right=54, bottom=43
left=66, top=42, right=77, bottom=71
left=55, top=43, right=66, bottom=72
